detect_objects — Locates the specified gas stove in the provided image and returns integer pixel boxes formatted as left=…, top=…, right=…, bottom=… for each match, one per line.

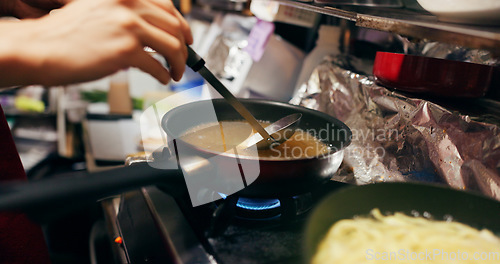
left=102, top=179, right=347, bottom=264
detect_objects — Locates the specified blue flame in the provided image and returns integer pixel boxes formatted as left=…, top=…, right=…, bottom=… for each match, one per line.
left=218, top=193, right=281, bottom=211
left=237, top=197, right=281, bottom=211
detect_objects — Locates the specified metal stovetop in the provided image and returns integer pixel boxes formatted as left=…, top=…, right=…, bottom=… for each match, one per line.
left=103, top=180, right=347, bottom=264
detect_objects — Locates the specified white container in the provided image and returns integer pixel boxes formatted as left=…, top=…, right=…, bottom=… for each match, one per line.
left=416, top=0, right=500, bottom=25
left=86, top=114, right=140, bottom=161
left=294, top=25, right=341, bottom=95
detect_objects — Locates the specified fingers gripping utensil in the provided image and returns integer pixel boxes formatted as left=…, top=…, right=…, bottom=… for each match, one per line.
left=186, top=46, right=300, bottom=148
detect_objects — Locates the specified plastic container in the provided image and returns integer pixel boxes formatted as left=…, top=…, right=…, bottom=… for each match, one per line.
left=86, top=113, right=140, bottom=161
left=108, top=70, right=133, bottom=115
left=294, top=25, right=342, bottom=95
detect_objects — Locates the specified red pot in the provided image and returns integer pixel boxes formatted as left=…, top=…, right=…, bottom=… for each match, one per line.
left=373, top=51, right=494, bottom=98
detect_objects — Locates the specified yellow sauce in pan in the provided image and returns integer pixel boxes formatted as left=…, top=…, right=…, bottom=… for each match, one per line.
left=180, top=121, right=331, bottom=160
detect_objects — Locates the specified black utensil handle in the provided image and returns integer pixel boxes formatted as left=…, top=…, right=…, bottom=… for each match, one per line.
left=0, top=162, right=183, bottom=219
left=185, top=46, right=275, bottom=144
left=186, top=45, right=205, bottom=72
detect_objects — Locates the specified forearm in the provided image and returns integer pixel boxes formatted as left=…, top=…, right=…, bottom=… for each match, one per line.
left=0, top=20, right=41, bottom=88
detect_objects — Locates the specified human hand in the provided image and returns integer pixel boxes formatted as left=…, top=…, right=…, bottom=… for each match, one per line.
left=0, top=0, right=193, bottom=87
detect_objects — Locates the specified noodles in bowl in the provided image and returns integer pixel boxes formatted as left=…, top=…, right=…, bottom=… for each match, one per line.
left=304, top=183, right=500, bottom=264
left=313, top=208, right=500, bottom=264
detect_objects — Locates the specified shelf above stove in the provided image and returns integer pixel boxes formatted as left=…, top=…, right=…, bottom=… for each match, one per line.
left=273, top=0, right=500, bottom=54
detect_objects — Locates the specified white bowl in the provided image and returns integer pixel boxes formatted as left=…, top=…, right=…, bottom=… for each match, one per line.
left=416, top=0, right=500, bottom=25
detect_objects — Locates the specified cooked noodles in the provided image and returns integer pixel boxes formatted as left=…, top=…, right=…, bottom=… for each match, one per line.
left=313, top=209, right=500, bottom=264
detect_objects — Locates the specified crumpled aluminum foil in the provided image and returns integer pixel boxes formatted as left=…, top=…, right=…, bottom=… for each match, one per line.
left=290, top=56, right=500, bottom=201
left=396, top=35, right=500, bottom=66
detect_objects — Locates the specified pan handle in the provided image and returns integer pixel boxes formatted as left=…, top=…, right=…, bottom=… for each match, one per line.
left=0, top=160, right=184, bottom=222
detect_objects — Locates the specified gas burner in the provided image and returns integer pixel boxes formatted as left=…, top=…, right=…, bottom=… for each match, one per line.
left=216, top=194, right=286, bottom=220
left=234, top=197, right=282, bottom=220
left=209, top=192, right=315, bottom=236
